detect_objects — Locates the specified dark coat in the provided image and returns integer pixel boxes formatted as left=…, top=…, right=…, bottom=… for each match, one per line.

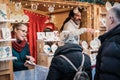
left=46, top=43, right=92, bottom=80
left=95, top=24, right=120, bottom=80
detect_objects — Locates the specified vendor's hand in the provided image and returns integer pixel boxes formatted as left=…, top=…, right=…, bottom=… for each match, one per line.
left=86, top=28, right=100, bottom=34
left=26, top=55, right=35, bottom=62
left=86, top=28, right=95, bottom=34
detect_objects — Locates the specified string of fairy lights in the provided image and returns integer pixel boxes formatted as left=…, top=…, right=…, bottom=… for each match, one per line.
left=10, top=0, right=89, bottom=12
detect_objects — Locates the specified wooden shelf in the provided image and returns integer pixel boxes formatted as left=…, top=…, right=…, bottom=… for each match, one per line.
left=0, top=20, right=15, bottom=23
left=0, top=38, right=16, bottom=42
left=37, top=39, right=60, bottom=42
left=100, top=12, right=107, bottom=15
left=100, top=25, right=106, bottom=27
left=42, top=53, right=54, bottom=57
left=44, top=40, right=60, bottom=42
left=0, top=57, right=17, bottom=61
left=0, top=70, right=11, bottom=76
left=0, top=2, right=14, bottom=80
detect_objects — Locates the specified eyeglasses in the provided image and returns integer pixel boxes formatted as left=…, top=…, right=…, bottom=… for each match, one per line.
left=17, top=28, right=28, bottom=34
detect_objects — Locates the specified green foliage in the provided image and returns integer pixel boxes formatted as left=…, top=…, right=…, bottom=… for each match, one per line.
left=79, top=0, right=105, bottom=5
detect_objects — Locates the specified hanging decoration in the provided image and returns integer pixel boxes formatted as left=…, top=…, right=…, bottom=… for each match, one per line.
left=105, top=1, right=120, bottom=11
left=10, top=14, right=29, bottom=23
left=9, top=0, right=29, bottom=23
left=31, top=3, right=38, bottom=11
left=15, top=2, right=22, bottom=11
left=48, top=5, right=54, bottom=13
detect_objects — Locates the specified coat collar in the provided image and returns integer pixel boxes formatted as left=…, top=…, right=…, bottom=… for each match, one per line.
left=99, top=24, right=120, bottom=43
left=54, top=43, right=83, bottom=56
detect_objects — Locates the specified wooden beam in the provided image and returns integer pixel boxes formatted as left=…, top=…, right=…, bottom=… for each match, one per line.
left=29, top=0, right=91, bottom=7
left=23, top=8, right=48, bottom=15
left=23, top=7, right=72, bottom=15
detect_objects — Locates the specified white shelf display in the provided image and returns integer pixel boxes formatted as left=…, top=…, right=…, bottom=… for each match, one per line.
left=80, top=38, right=100, bottom=66
left=37, top=31, right=60, bottom=41
left=0, top=38, right=16, bottom=42
left=0, top=27, right=16, bottom=42
left=0, top=56, right=17, bottom=61
left=0, top=46, right=13, bottom=59
left=43, top=43, right=58, bottom=55
left=0, top=3, right=16, bottom=80
left=37, top=31, right=60, bottom=56
left=81, top=41, right=88, bottom=50
left=0, top=20, right=15, bottom=22
left=1, top=27, right=11, bottom=39
left=0, top=4, right=7, bottom=21
left=81, top=38, right=101, bottom=51
left=90, top=52, right=97, bottom=66
left=0, top=4, right=16, bottom=60
left=90, top=38, right=101, bottom=50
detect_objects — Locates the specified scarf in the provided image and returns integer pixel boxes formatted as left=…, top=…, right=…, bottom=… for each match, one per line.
left=11, top=31, right=26, bottom=52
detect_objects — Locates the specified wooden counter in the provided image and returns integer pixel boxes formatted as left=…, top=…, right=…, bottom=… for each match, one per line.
left=0, top=60, right=13, bottom=80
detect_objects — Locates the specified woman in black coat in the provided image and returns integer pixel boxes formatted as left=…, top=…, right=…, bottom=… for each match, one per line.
left=46, top=32, right=92, bottom=80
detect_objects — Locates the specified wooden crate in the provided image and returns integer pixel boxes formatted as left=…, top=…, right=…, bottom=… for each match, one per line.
left=0, top=61, right=13, bottom=80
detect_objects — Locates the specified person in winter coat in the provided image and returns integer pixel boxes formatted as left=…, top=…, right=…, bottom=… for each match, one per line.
left=46, top=31, right=92, bottom=80
left=94, top=5, right=120, bottom=80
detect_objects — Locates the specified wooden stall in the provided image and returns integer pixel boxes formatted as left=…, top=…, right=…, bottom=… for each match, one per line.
left=0, top=0, right=16, bottom=80
left=30, top=1, right=93, bottom=67
left=21, top=0, right=107, bottom=67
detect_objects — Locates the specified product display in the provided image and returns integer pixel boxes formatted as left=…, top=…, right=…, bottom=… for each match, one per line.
left=37, top=32, right=46, bottom=40
left=0, top=4, right=7, bottom=20
left=1, top=28, right=11, bottom=39
left=46, top=32, right=55, bottom=41
left=51, top=43, right=58, bottom=53
left=90, top=38, right=101, bottom=50
left=5, top=46, right=12, bottom=57
left=90, top=53, right=97, bottom=66
left=81, top=41, right=88, bottom=50
left=10, top=14, right=29, bottom=23
left=43, top=44, right=51, bottom=54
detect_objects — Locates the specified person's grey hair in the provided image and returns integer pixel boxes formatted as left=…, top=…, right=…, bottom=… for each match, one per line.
left=111, top=6, right=120, bottom=21
left=60, top=31, right=79, bottom=44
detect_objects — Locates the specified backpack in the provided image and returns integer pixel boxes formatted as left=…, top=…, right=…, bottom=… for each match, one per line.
left=60, top=53, right=90, bottom=80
